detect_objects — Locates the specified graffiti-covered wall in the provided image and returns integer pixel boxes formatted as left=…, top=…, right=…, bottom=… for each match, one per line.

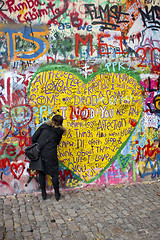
left=0, top=0, right=160, bottom=195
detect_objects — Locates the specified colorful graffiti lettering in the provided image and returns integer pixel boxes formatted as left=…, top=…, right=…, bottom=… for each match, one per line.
left=0, top=24, right=49, bottom=61
left=84, top=4, right=129, bottom=30
left=0, top=0, right=160, bottom=195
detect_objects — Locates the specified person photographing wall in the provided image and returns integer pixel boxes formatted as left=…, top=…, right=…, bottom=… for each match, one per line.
left=31, top=115, right=66, bottom=200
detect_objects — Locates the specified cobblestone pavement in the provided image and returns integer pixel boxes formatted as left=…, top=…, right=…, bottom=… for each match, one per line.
left=1, top=181, right=160, bottom=240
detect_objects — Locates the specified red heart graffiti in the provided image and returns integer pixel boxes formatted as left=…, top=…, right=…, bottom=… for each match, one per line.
left=11, top=163, right=25, bottom=180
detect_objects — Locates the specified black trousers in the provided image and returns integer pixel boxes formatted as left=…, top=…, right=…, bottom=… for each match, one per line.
left=39, top=169, right=59, bottom=192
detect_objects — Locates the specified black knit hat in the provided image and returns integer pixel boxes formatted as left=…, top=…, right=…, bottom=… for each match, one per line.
left=52, top=115, right=63, bottom=126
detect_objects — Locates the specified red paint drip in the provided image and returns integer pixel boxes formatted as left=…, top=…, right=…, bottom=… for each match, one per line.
left=136, top=32, right=141, bottom=42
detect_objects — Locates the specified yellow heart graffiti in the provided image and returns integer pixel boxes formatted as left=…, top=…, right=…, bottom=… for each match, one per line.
left=29, top=65, right=143, bottom=182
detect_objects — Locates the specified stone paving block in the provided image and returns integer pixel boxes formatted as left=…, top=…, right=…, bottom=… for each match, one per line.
left=67, top=223, right=79, bottom=232
left=84, top=231, right=96, bottom=240
left=48, top=222, right=58, bottom=231
left=89, top=225, right=99, bottom=233
left=22, top=224, right=32, bottom=232
left=95, top=232, right=105, bottom=239
left=79, top=225, right=90, bottom=233
left=39, top=226, right=50, bottom=234
left=62, top=227, right=72, bottom=235
left=37, top=221, right=48, bottom=228
left=5, top=230, right=15, bottom=239
left=21, top=219, right=30, bottom=225
left=96, top=222, right=104, bottom=229
left=23, top=231, right=33, bottom=237
left=72, top=231, right=87, bottom=240
left=51, top=229, right=62, bottom=237
left=15, top=236, right=24, bottom=240
left=56, top=218, right=65, bottom=224
left=40, top=234, right=55, bottom=240
left=32, top=229, right=40, bottom=235
left=28, top=215, right=35, bottom=221
left=61, top=237, right=74, bottom=240
left=100, top=227, right=112, bottom=237
left=104, top=215, right=113, bottom=221
left=55, top=223, right=67, bottom=231
left=66, top=209, right=78, bottom=217
left=24, top=236, right=34, bottom=240
left=14, top=222, right=21, bottom=228
left=87, top=214, right=95, bottom=221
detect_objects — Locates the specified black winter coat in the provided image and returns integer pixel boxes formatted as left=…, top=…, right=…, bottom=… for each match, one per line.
left=31, top=123, right=64, bottom=175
